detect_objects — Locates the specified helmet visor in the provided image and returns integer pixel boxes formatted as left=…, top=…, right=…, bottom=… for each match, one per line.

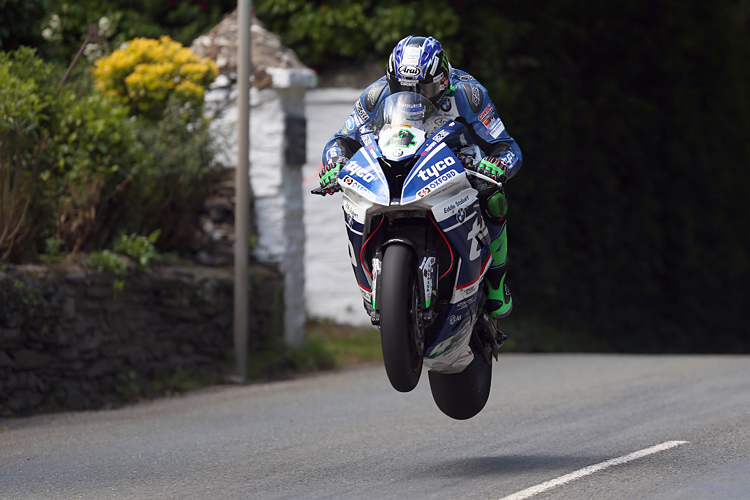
left=387, top=74, right=444, bottom=103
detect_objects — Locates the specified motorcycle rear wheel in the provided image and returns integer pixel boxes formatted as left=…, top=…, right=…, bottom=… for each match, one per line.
left=379, top=243, right=423, bottom=393
left=428, top=346, right=492, bottom=420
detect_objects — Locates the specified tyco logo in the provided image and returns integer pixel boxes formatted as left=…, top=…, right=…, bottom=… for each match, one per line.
left=417, top=156, right=456, bottom=181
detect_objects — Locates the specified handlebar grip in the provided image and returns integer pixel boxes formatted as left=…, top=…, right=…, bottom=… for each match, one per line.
left=311, top=183, right=342, bottom=196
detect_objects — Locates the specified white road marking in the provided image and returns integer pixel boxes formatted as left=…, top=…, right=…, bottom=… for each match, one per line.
left=498, top=440, right=689, bottom=500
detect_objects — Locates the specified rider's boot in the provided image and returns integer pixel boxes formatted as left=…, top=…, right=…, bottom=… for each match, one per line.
left=482, top=191, right=512, bottom=319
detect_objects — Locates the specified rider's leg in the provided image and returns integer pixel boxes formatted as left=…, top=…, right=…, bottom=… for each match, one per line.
left=482, top=190, right=512, bottom=318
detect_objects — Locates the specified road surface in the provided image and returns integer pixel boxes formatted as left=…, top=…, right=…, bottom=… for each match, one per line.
left=1, top=354, right=749, bottom=499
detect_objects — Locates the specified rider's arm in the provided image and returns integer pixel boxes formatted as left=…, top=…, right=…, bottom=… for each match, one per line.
left=450, top=73, right=522, bottom=181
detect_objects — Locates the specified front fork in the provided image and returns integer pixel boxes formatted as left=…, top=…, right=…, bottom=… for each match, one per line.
left=370, top=245, right=438, bottom=329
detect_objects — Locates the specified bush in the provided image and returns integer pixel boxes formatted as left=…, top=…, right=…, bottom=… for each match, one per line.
left=92, top=36, right=218, bottom=120
left=256, top=0, right=461, bottom=68
left=0, top=48, right=146, bottom=261
left=40, top=1, right=236, bottom=64
left=0, top=49, right=54, bottom=261
left=90, top=38, right=221, bottom=251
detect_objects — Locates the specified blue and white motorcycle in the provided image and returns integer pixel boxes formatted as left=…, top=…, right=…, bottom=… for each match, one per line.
left=312, top=92, right=505, bottom=420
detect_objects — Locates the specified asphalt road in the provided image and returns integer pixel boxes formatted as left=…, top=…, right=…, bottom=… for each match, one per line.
left=1, top=354, right=749, bottom=500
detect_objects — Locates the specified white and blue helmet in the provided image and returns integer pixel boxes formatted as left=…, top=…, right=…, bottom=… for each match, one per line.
left=386, top=35, right=451, bottom=107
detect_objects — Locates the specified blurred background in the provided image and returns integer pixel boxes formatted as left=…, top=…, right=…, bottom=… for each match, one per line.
left=2, top=0, right=748, bottom=353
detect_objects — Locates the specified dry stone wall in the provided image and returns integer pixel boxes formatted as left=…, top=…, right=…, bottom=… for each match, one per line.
left=0, top=262, right=282, bottom=416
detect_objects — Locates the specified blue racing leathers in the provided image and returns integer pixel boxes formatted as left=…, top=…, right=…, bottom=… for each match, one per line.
left=321, top=69, right=522, bottom=180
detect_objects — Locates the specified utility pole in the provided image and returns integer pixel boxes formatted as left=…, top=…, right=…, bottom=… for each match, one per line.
left=234, top=0, right=252, bottom=384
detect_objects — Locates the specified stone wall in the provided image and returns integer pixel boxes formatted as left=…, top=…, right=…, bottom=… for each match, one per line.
left=0, top=262, right=283, bottom=416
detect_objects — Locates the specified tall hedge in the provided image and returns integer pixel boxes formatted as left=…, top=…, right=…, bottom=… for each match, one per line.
left=455, top=0, right=750, bottom=352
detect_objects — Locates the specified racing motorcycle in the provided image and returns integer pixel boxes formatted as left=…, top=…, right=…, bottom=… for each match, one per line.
left=312, top=92, right=506, bottom=420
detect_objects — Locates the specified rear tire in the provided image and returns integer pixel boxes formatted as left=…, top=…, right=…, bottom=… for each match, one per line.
left=428, top=346, right=492, bottom=420
left=380, top=244, right=423, bottom=392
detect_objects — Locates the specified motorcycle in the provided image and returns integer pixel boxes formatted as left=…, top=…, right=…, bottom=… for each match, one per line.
left=312, top=92, right=506, bottom=420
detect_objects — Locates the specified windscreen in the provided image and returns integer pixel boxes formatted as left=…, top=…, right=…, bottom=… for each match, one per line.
left=372, top=92, right=438, bottom=135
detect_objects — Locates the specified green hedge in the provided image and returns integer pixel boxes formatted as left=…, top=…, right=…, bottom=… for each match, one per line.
left=0, top=47, right=217, bottom=262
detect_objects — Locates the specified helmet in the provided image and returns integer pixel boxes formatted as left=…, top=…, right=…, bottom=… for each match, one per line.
left=386, top=36, right=450, bottom=107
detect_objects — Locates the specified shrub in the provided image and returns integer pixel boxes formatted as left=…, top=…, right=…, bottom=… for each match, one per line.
left=0, top=49, right=54, bottom=261
left=92, top=36, right=218, bottom=121
left=0, top=47, right=146, bottom=262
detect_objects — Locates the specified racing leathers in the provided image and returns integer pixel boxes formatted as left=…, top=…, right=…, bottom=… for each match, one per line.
left=321, top=69, right=523, bottom=318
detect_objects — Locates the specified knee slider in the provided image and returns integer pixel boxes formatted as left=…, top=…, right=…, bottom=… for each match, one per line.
left=484, top=190, right=508, bottom=224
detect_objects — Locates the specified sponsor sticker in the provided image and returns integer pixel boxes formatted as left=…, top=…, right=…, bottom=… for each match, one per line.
left=487, top=118, right=506, bottom=138
left=419, top=170, right=457, bottom=195
left=478, top=104, right=494, bottom=125
left=417, top=157, right=456, bottom=181
left=355, top=100, right=369, bottom=123
left=431, top=130, right=450, bottom=143
left=341, top=175, right=376, bottom=200
left=399, top=65, right=421, bottom=77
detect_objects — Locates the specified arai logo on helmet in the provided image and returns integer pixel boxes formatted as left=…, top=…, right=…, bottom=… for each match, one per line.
left=399, top=65, right=421, bottom=77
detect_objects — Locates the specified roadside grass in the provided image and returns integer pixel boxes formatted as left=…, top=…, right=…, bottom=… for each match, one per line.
left=301, top=318, right=383, bottom=367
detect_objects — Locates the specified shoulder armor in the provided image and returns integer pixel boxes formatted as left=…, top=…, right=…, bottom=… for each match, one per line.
left=461, top=83, right=484, bottom=113
left=364, top=81, right=388, bottom=112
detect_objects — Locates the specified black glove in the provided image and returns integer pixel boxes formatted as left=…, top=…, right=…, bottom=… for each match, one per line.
left=472, top=156, right=509, bottom=184
left=319, top=156, right=348, bottom=194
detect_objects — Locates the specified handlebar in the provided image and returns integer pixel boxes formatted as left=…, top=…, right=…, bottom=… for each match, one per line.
left=311, top=183, right=342, bottom=196
left=464, top=169, right=504, bottom=189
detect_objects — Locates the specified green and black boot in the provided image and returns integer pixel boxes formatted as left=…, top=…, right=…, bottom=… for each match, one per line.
left=483, top=191, right=512, bottom=318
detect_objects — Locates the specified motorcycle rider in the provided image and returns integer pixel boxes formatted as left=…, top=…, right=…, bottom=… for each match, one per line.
left=319, top=35, right=522, bottom=319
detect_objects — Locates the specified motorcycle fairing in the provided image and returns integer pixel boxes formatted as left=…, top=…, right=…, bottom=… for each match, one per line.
left=400, top=121, right=470, bottom=204
left=338, top=133, right=390, bottom=206
left=422, top=189, right=491, bottom=371
left=431, top=189, right=491, bottom=293
left=342, top=194, right=374, bottom=306
left=400, top=142, right=464, bottom=204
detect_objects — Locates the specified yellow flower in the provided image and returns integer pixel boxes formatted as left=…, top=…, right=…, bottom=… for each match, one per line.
left=92, top=36, right=217, bottom=120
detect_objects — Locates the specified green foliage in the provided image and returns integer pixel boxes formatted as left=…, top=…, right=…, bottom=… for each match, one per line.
left=40, top=0, right=236, bottom=64
left=305, top=318, right=382, bottom=365
left=256, top=0, right=460, bottom=68
left=83, top=250, right=128, bottom=276
left=119, top=105, right=217, bottom=251
left=0, top=48, right=55, bottom=261
left=112, top=230, right=161, bottom=270
left=1, top=46, right=219, bottom=262
left=1, top=47, right=142, bottom=260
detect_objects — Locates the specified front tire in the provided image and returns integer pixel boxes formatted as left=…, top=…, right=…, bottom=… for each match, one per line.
left=379, top=244, right=423, bottom=392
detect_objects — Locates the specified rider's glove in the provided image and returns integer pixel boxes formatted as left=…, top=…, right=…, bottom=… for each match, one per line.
left=319, top=156, right=348, bottom=194
left=475, top=156, right=509, bottom=184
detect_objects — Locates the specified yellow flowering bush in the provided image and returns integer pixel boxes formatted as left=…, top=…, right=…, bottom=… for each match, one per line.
left=93, top=36, right=218, bottom=120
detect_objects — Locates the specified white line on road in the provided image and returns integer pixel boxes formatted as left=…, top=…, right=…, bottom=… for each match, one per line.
left=498, top=440, right=689, bottom=500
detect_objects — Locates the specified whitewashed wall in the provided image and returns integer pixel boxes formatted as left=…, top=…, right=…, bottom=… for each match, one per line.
left=207, top=68, right=316, bottom=345
left=302, top=88, right=372, bottom=326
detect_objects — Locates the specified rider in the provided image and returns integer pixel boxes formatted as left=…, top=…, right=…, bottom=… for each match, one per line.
left=319, top=35, right=523, bottom=319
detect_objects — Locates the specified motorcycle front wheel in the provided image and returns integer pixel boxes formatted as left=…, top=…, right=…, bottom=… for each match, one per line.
left=379, top=243, right=423, bottom=392
left=428, top=346, right=492, bottom=420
